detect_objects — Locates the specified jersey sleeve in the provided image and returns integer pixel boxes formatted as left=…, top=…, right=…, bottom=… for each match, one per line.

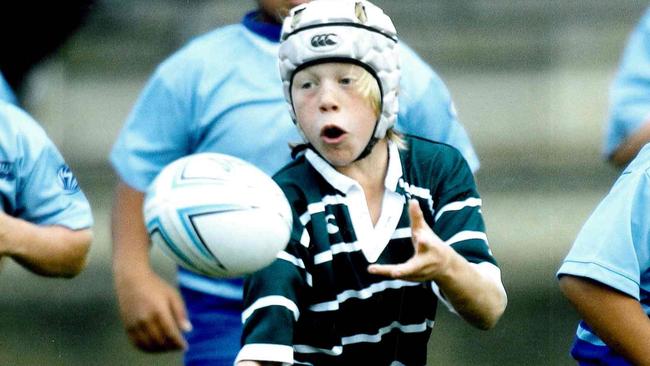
left=421, top=145, right=502, bottom=312
left=397, top=43, right=480, bottom=172
left=16, top=124, right=92, bottom=230
left=237, top=233, right=310, bottom=364
left=557, top=166, right=650, bottom=300
left=604, top=8, right=650, bottom=157
left=109, top=61, right=195, bottom=192
left=432, top=150, right=493, bottom=265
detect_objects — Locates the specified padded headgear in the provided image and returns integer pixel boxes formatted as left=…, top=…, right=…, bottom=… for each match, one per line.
left=279, top=0, right=400, bottom=140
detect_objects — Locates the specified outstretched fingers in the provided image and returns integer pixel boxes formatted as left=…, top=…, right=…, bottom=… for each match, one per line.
left=368, top=200, right=430, bottom=280
left=368, top=200, right=451, bottom=282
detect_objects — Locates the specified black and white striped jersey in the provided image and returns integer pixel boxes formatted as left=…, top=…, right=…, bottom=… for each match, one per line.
left=237, top=136, right=498, bottom=366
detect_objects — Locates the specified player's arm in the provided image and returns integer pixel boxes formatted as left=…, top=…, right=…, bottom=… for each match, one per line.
left=368, top=200, right=506, bottom=330
left=559, top=275, right=650, bottom=364
left=0, top=211, right=91, bottom=277
left=237, top=236, right=307, bottom=365
left=606, top=12, right=650, bottom=167
left=609, top=120, right=650, bottom=167
left=111, top=181, right=191, bottom=352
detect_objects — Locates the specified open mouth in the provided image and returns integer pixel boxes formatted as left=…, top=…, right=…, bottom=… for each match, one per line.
left=321, top=126, right=346, bottom=140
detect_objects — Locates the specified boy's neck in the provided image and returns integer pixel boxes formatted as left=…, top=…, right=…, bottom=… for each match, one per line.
left=337, top=139, right=389, bottom=225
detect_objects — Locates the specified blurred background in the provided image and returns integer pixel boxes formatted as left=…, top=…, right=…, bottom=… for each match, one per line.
left=0, top=0, right=644, bottom=365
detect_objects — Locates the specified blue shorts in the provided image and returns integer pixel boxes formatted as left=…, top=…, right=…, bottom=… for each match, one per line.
left=571, top=336, right=632, bottom=366
left=180, top=285, right=243, bottom=366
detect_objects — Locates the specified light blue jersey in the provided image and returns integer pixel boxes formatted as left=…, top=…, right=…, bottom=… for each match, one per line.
left=0, top=72, right=17, bottom=105
left=604, top=7, right=650, bottom=157
left=0, top=101, right=92, bottom=229
left=557, top=144, right=650, bottom=363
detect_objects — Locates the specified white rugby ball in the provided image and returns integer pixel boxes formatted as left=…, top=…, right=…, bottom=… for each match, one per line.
left=143, top=153, right=292, bottom=278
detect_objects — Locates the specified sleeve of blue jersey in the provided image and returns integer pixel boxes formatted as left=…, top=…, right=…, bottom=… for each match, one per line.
left=109, top=67, right=195, bottom=192
left=557, top=168, right=650, bottom=300
left=18, top=133, right=93, bottom=230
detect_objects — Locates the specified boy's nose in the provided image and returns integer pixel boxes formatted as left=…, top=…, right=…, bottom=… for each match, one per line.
left=318, top=86, right=340, bottom=113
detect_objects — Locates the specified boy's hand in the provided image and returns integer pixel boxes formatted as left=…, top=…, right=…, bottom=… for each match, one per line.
left=368, top=199, right=456, bottom=282
left=115, top=268, right=192, bottom=352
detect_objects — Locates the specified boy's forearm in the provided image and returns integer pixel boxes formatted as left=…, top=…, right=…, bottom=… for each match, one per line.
left=435, top=254, right=507, bottom=330
left=0, top=213, right=91, bottom=277
left=111, top=181, right=151, bottom=276
left=559, top=275, right=650, bottom=364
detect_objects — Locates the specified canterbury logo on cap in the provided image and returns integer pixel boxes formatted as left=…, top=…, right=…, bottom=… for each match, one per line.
left=310, top=33, right=339, bottom=48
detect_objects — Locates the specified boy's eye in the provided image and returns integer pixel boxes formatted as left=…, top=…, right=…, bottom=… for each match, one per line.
left=300, top=81, right=313, bottom=89
left=340, top=77, right=353, bottom=85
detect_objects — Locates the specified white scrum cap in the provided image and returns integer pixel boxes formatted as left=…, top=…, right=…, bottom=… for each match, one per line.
left=279, top=0, right=400, bottom=140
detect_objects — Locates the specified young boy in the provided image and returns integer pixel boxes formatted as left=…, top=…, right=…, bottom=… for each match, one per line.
left=236, top=1, right=507, bottom=365
left=0, top=100, right=92, bottom=277
left=557, top=144, right=650, bottom=364
left=110, top=0, right=481, bottom=363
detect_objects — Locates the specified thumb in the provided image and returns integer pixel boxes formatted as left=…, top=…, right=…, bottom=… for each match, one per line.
left=408, top=199, right=440, bottom=251
left=408, top=199, right=426, bottom=232
left=170, top=296, right=192, bottom=333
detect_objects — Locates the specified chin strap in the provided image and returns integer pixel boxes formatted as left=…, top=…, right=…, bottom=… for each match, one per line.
left=353, top=136, right=379, bottom=162
left=354, top=117, right=381, bottom=162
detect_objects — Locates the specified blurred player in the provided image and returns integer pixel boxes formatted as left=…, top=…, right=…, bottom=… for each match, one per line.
left=0, top=100, right=93, bottom=277
left=558, top=144, right=650, bottom=364
left=605, top=7, right=650, bottom=167
left=0, top=0, right=95, bottom=97
left=236, top=1, right=506, bottom=364
left=109, top=0, right=481, bottom=364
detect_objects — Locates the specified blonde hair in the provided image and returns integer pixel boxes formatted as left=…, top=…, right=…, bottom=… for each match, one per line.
left=353, top=66, right=407, bottom=149
left=386, top=128, right=406, bottom=149
left=352, top=65, right=381, bottom=119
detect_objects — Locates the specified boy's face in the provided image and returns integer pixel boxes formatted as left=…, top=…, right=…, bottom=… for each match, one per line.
left=291, top=63, right=379, bottom=167
left=258, top=0, right=310, bottom=22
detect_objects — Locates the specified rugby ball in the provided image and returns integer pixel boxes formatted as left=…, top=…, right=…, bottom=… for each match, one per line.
left=143, top=153, right=292, bottom=278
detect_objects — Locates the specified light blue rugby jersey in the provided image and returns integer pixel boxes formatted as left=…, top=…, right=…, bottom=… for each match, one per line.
left=557, top=144, right=650, bottom=360
left=604, top=7, right=650, bottom=157
left=0, top=101, right=92, bottom=229
left=0, top=72, right=17, bottom=105
left=110, top=11, right=479, bottom=298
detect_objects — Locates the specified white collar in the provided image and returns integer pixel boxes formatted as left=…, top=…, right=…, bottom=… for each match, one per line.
left=305, top=140, right=403, bottom=194
left=305, top=141, right=405, bottom=263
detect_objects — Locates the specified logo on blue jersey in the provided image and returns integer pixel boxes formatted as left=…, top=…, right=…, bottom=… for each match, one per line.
left=0, top=161, right=15, bottom=181
left=57, top=165, right=80, bottom=193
